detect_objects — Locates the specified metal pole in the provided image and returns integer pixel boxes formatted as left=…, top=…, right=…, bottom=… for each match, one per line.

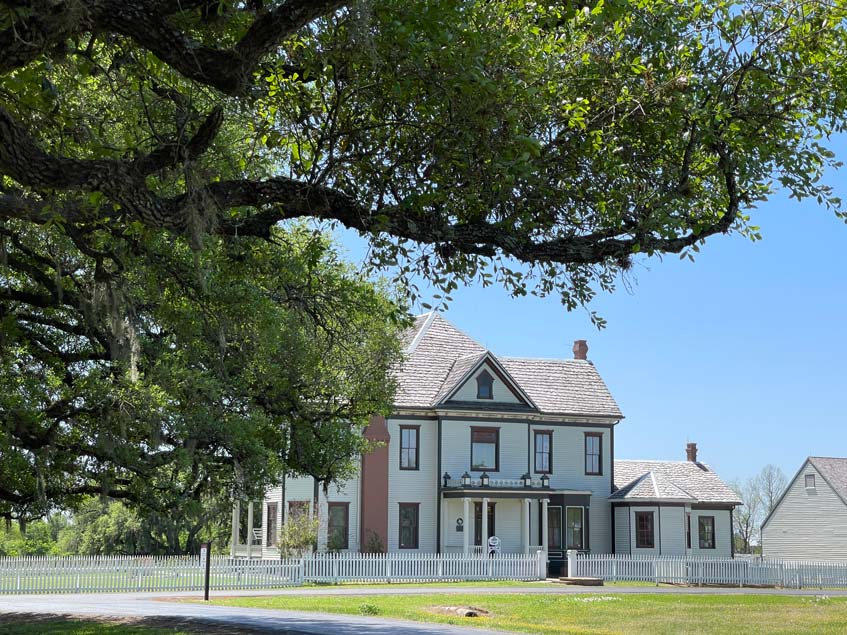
left=201, top=542, right=211, bottom=601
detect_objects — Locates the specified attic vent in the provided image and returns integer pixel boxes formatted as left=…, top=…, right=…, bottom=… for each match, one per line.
left=476, top=370, right=493, bottom=400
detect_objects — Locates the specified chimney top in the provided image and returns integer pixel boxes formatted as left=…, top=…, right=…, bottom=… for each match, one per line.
left=572, top=339, right=588, bottom=360
left=686, top=442, right=698, bottom=463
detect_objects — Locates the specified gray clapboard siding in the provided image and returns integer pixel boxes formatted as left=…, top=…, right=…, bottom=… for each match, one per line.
left=762, top=461, right=847, bottom=561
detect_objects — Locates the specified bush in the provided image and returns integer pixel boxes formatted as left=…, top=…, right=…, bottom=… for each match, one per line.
left=358, top=603, right=380, bottom=616
left=278, top=512, right=319, bottom=558
left=363, top=529, right=386, bottom=554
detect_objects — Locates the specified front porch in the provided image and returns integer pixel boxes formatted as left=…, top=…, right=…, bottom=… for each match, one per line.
left=230, top=500, right=264, bottom=558
left=440, top=476, right=593, bottom=575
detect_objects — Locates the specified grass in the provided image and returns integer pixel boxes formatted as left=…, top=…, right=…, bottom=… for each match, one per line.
left=0, top=617, right=193, bottom=635
left=210, top=592, right=847, bottom=635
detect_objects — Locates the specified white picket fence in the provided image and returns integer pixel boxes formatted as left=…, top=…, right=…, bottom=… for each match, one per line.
left=301, top=551, right=544, bottom=583
left=572, top=553, right=847, bottom=589
left=0, top=551, right=545, bottom=594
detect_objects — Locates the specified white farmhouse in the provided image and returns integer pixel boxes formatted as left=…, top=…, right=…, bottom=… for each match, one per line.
left=762, top=457, right=847, bottom=561
left=234, top=312, right=740, bottom=573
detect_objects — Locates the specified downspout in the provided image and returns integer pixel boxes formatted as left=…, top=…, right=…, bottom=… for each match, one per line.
left=657, top=503, right=662, bottom=555
left=730, top=508, right=735, bottom=557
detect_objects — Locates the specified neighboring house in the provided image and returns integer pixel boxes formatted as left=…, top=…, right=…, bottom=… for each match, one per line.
left=761, top=457, right=847, bottom=561
left=611, top=447, right=741, bottom=558
left=232, top=313, right=740, bottom=572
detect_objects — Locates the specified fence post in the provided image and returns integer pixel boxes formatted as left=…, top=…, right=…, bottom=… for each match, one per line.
left=566, top=550, right=577, bottom=578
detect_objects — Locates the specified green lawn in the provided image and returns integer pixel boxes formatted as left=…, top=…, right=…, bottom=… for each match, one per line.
left=210, top=592, right=847, bottom=635
left=0, top=617, right=192, bottom=635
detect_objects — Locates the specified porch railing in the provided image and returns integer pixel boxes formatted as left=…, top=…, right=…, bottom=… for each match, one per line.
left=444, top=477, right=547, bottom=488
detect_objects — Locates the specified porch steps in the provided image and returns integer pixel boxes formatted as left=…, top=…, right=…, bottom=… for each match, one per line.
left=556, top=577, right=604, bottom=586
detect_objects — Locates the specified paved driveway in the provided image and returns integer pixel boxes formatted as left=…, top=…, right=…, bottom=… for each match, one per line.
left=1, top=585, right=845, bottom=634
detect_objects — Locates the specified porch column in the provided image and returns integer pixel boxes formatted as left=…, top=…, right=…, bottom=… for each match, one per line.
left=462, top=497, right=470, bottom=554
left=231, top=501, right=240, bottom=558
left=523, top=498, right=531, bottom=554
left=481, top=498, right=489, bottom=553
left=439, top=496, right=446, bottom=554
left=541, top=498, right=549, bottom=555
left=246, top=501, right=254, bottom=559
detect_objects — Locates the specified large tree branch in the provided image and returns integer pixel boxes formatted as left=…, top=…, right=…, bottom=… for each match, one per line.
left=103, top=0, right=346, bottom=95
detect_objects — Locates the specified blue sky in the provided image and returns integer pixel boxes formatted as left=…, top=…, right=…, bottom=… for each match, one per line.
left=336, top=173, right=847, bottom=486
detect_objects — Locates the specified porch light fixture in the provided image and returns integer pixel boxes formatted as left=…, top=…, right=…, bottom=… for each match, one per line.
left=522, top=473, right=532, bottom=488
left=480, top=472, right=490, bottom=487
left=443, top=472, right=452, bottom=488
left=540, top=473, right=550, bottom=488
left=461, top=472, right=472, bottom=487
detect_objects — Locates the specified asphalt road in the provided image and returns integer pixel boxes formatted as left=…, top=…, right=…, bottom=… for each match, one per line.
left=1, top=585, right=845, bottom=634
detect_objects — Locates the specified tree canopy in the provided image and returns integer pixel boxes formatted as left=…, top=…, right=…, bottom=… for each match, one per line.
left=1, top=222, right=405, bottom=525
left=2, top=0, right=847, bottom=521
left=2, top=1, right=846, bottom=311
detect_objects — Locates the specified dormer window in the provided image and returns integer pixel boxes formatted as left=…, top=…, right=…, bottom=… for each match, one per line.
left=476, top=370, right=494, bottom=400
left=805, top=474, right=816, bottom=489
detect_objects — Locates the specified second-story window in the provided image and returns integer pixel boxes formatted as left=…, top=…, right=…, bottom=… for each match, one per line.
left=476, top=370, right=494, bottom=399
left=399, top=425, right=420, bottom=470
left=534, top=430, right=552, bottom=474
left=584, top=432, right=602, bottom=475
left=471, top=427, right=499, bottom=471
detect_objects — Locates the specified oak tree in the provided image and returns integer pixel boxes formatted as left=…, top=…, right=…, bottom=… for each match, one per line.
left=2, top=0, right=846, bottom=520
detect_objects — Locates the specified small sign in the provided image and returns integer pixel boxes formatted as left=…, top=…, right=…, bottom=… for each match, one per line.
left=199, top=546, right=208, bottom=566
left=487, top=535, right=501, bottom=556
left=456, top=518, right=464, bottom=532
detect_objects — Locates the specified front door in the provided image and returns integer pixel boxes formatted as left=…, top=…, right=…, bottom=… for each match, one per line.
left=474, top=502, right=496, bottom=547
left=547, top=505, right=564, bottom=576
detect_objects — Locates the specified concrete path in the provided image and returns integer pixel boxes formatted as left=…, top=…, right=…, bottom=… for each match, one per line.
left=1, top=585, right=845, bottom=635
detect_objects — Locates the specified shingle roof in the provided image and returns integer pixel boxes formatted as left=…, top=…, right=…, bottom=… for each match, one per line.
left=499, top=357, right=622, bottom=418
left=394, top=313, right=485, bottom=409
left=392, top=312, right=622, bottom=418
left=610, top=471, right=697, bottom=501
left=612, top=460, right=741, bottom=505
left=809, top=457, right=847, bottom=501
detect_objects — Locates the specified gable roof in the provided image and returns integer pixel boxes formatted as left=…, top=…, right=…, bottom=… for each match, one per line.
left=393, top=312, right=622, bottom=418
left=761, top=457, right=847, bottom=530
left=435, top=352, right=537, bottom=409
left=612, top=460, right=741, bottom=505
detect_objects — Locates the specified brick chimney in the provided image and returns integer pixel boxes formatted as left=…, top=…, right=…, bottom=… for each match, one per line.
left=573, top=339, right=588, bottom=360
left=686, top=442, right=698, bottom=462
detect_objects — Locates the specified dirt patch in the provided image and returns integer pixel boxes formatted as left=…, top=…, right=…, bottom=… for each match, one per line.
left=0, top=613, right=298, bottom=634
left=429, top=605, right=492, bottom=618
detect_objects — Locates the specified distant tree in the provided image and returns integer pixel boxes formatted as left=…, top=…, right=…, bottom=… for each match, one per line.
left=757, top=465, right=789, bottom=514
left=731, top=464, right=789, bottom=553
left=730, top=478, right=763, bottom=554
